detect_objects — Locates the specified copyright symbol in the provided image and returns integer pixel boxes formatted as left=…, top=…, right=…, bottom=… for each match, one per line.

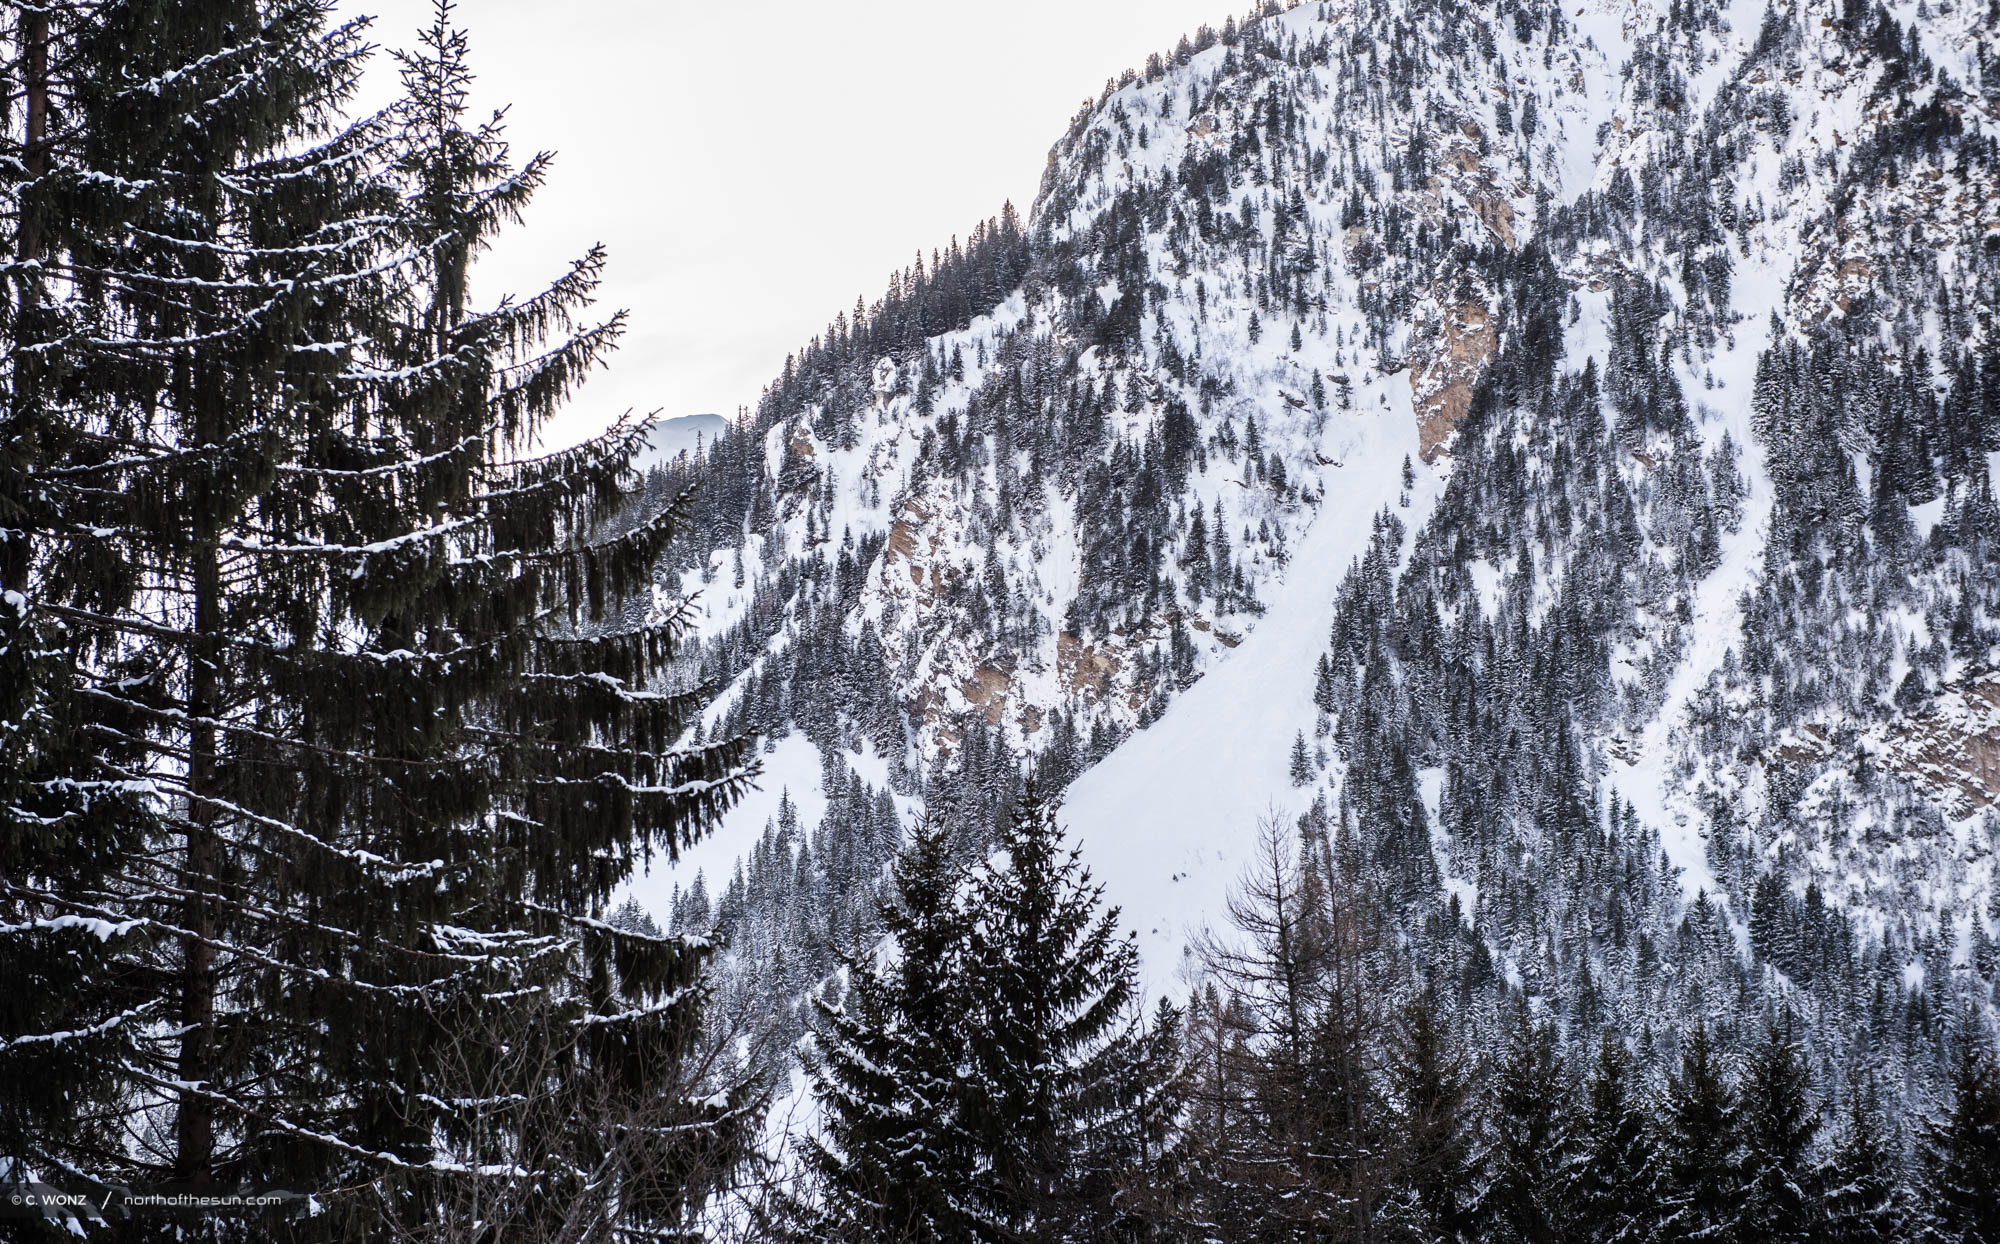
left=8, top=1193, right=21, bottom=1205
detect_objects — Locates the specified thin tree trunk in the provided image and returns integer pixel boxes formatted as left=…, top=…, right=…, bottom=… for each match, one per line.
left=19, top=3, right=47, bottom=264
left=176, top=490, right=222, bottom=1183
left=7, top=5, right=50, bottom=597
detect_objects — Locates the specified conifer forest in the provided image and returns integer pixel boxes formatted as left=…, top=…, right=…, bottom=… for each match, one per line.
left=4, top=0, right=2000, bottom=1240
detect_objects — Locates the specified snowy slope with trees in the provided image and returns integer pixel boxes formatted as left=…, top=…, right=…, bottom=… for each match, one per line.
left=10, top=0, right=2000, bottom=1236
left=636, top=0, right=1984, bottom=1072
left=617, top=0, right=2000, bottom=1160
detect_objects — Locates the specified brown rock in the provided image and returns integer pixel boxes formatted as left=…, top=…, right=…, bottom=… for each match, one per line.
left=1409, top=299, right=1497, bottom=462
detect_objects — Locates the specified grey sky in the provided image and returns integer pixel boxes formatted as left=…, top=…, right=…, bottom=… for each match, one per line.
left=344, top=0, right=1231, bottom=447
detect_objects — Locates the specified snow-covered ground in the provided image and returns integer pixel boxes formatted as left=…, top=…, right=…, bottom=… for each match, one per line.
left=1061, top=385, right=1440, bottom=997
left=624, top=732, right=831, bottom=917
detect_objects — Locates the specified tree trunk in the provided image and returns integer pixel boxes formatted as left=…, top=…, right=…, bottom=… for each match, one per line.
left=19, top=4, right=46, bottom=264
left=176, top=494, right=222, bottom=1183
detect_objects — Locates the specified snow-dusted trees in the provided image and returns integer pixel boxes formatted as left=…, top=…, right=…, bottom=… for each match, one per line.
left=1378, top=994, right=1482, bottom=1244
left=794, top=812, right=982, bottom=1242
left=960, top=784, right=1182, bottom=1241
left=1184, top=814, right=1393, bottom=1241
left=1737, top=1018, right=1822, bottom=1243
left=1821, top=1081, right=1902, bottom=1244
left=1161, top=805, right=2000, bottom=1244
left=790, top=788, right=1182, bottom=1243
left=0, top=1, right=753, bottom=1233
left=1480, top=1015, right=1577, bottom=1244
left=1917, top=1027, right=2000, bottom=1244
left=1656, top=1022, right=1745, bottom=1244
left=1572, top=1033, right=1661, bottom=1244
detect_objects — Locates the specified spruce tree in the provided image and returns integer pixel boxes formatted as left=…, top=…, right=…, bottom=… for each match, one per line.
left=1657, top=1022, right=1744, bottom=1244
left=1737, top=1016, right=1822, bottom=1244
left=1822, top=1080, right=1904, bottom=1244
left=1572, top=1033, right=1659, bottom=1244
left=961, top=783, right=1178, bottom=1242
left=0, top=0, right=157, bottom=1180
left=1917, top=1027, right=2000, bottom=1244
left=795, top=812, right=981, bottom=1242
left=1, top=2, right=753, bottom=1235
left=1381, top=993, right=1482, bottom=1244
left=1483, top=1013, right=1578, bottom=1244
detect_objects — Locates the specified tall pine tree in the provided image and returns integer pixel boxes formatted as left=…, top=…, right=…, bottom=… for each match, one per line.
left=1380, top=993, right=1482, bottom=1244
left=961, top=783, right=1178, bottom=1242
left=1572, top=1033, right=1659, bottom=1244
left=794, top=811, right=981, bottom=1242
left=0, top=0, right=158, bottom=1192
left=1482, top=1013, right=1578, bottom=1244
left=1822, top=1079, right=1904, bottom=1244
left=1737, top=1016, right=1822, bottom=1244
left=1657, top=1023, right=1744, bottom=1244
left=1918, top=1026, right=2000, bottom=1244
left=1, top=2, right=754, bottom=1236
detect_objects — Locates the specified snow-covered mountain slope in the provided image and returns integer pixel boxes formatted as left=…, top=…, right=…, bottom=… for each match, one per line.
left=622, top=0, right=2000, bottom=1088
left=1063, top=392, right=1442, bottom=995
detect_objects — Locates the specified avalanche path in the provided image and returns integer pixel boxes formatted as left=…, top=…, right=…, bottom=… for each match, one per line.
left=1059, top=395, right=1441, bottom=997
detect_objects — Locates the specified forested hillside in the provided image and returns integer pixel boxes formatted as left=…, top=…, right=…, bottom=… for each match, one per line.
left=609, top=0, right=2000, bottom=1234
left=6, top=0, right=2000, bottom=1238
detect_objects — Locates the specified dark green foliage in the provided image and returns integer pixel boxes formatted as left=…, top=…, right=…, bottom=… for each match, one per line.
left=0, top=42, right=156, bottom=1166
left=962, top=784, right=1179, bottom=1241
left=1737, top=1017, right=1822, bottom=1243
left=0, top=1, right=754, bottom=1236
left=1380, top=994, right=1482, bottom=1244
left=789, top=789, right=1183, bottom=1243
left=795, top=812, right=982, bottom=1242
left=1482, top=1015, right=1577, bottom=1244
left=1573, top=1034, right=1660, bottom=1244
left=1823, top=1081, right=1904, bottom=1244
left=1291, top=731, right=1314, bottom=786
left=1657, top=1023, right=1744, bottom=1244
left=1918, top=1028, right=2000, bottom=1244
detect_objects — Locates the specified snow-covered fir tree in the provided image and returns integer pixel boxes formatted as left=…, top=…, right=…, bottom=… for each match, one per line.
left=0, top=2, right=755, bottom=1236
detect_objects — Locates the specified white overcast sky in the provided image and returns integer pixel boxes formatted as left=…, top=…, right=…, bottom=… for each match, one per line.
left=341, top=0, right=1231, bottom=447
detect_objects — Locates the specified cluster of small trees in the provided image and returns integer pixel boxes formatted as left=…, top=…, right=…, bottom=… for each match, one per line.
left=1182, top=818, right=1998, bottom=1244
left=784, top=808, right=2000, bottom=1244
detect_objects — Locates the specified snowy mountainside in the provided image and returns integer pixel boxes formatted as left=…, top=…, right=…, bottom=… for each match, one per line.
left=622, top=0, right=2000, bottom=1090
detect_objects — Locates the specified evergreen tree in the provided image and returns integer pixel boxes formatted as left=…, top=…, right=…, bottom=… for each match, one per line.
left=1657, top=1023, right=1744, bottom=1244
left=1573, top=1033, right=1659, bottom=1244
left=1737, top=1016, right=1822, bottom=1244
left=0, top=0, right=157, bottom=1176
left=1185, top=504, right=1212, bottom=601
left=1917, top=1027, right=2000, bottom=1244
left=1381, top=993, right=1482, bottom=1244
left=1, top=3, right=754, bottom=1236
left=1315, top=654, right=1340, bottom=714
left=1483, top=1014, right=1578, bottom=1244
left=1822, top=1080, right=1903, bottom=1244
left=795, top=812, right=981, bottom=1242
left=961, top=783, right=1178, bottom=1242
